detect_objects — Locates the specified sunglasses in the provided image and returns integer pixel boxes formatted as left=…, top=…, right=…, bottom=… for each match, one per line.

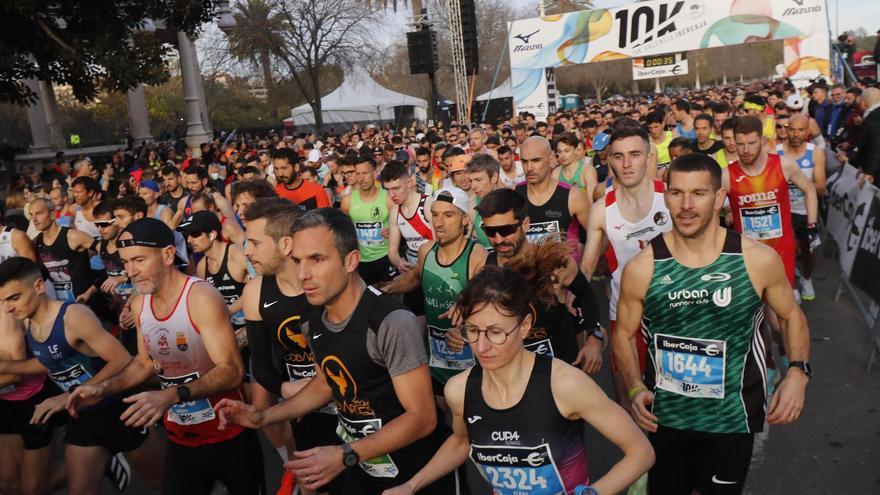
left=481, top=222, right=522, bottom=238
left=185, top=231, right=206, bottom=239
left=94, top=219, right=116, bottom=228
left=776, top=124, right=789, bottom=129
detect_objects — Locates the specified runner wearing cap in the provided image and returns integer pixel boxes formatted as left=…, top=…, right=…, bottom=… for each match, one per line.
left=341, top=155, right=394, bottom=287
left=383, top=187, right=488, bottom=390
left=0, top=256, right=164, bottom=494
left=137, top=180, right=173, bottom=228
left=515, top=136, right=591, bottom=262
left=444, top=151, right=471, bottom=193
left=113, top=196, right=191, bottom=272
left=66, top=217, right=264, bottom=495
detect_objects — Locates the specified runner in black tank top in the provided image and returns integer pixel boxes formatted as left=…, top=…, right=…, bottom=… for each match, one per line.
left=34, top=226, right=93, bottom=302
left=515, top=183, right=576, bottom=246
left=204, top=243, right=247, bottom=326
left=255, top=275, right=340, bottom=451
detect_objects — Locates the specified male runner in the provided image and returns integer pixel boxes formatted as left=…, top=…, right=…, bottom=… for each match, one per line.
left=66, top=218, right=263, bottom=495
left=93, top=201, right=136, bottom=347
left=216, top=208, right=455, bottom=494
left=775, top=114, right=826, bottom=301
left=693, top=114, right=724, bottom=158
left=30, top=199, right=96, bottom=303
left=715, top=118, right=739, bottom=168
left=467, top=154, right=502, bottom=251
left=231, top=179, right=277, bottom=220
left=341, top=155, right=394, bottom=287
left=272, top=148, right=331, bottom=211
left=581, top=128, right=672, bottom=405
left=496, top=145, right=525, bottom=189
left=614, top=154, right=811, bottom=495
left=189, top=192, right=246, bottom=246
left=242, top=198, right=340, bottom=494
left=554, top=133, right=598, bottom=200
left=138, top=180, right=174, bottom=228
left=0, top=219, right=36, bottom=262
left=171, top=166, right=237, bottom=228
left=383, top=188, right=487, bottom=389
left=113, top=196, right=190, bottom=272
left=724, top=116, right=818, bottom=291
left=159, top=166, right=186, bottom=216
left=0, top=257, right=163, bottom=495
left=383, top=161, right=433, bottom=274
left=70, top=177, right=106, bottom=275
left=412, top=147, right=434, bottom=196
left=515, top=136, right=591, bottom=262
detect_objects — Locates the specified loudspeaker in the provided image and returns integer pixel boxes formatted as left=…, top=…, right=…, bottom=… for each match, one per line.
left=460, top=0, right=479, bottom=74
left=407, top=30, right=437, bottom=74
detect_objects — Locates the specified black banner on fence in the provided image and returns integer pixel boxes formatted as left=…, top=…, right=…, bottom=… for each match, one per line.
left=850, top=189, right=880, bottom=303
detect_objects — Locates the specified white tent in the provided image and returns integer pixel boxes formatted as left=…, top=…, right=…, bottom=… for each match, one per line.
left=475, top=78, right=513, bottom=101
left=291, top=75, right=427, bottom=125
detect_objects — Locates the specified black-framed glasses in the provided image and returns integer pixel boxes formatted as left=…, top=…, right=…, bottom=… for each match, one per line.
left=461, top=320, right=523, bottom=345
left=482, top=221, right=522, bottom=238
left=94, top=219, right=116, bottom=228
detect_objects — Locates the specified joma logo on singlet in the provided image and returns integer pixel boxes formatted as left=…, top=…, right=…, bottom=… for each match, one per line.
left=737, top=191, right=776, bottom=206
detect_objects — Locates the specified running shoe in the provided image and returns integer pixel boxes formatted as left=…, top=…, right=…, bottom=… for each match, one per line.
left=105, top=453, right=131, bottom=492
left=793, top=288, right=801, bottom=305
left=277, top=470, right=296, bottom=495
left=801, top=278, right=816, bottom=301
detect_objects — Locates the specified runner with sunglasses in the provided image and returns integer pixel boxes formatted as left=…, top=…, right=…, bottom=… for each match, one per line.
left=382, top=188, right=488, bottom=391
left=381, top=266, right=654, bottom=495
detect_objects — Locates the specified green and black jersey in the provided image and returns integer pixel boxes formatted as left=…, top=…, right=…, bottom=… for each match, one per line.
left=642, top=230, right=767, bottom=434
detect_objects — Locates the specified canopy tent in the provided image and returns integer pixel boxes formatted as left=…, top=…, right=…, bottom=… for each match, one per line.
left=475, top=78, right=513, bottom=101
left=291, top=75, right=427, bottom=126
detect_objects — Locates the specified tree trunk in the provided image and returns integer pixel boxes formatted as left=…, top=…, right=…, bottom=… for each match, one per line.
left=259, top=49, right=278, bottom=121
left=311, top=71, right=323, bottom=133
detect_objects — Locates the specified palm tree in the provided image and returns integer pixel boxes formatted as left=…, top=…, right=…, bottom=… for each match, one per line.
left=226, top=0, right=283, bottom=120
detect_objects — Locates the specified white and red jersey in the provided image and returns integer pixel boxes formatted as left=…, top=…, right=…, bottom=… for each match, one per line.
left=604, top=180, right=670, bottom=320
left=397, top=194, right=433, bottom=265
left=139, top=276, right=246, bottom=447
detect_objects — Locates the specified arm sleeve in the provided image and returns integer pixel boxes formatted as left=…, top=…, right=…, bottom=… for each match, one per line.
left=566, top=271, right=602, bottom=333
left=368, top=309, right=428, bottom=377
left=246, top=319, right=284, bottom=397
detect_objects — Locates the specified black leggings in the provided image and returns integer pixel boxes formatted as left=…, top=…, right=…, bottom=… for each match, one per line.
left=648, top=425, right=754, bottom=495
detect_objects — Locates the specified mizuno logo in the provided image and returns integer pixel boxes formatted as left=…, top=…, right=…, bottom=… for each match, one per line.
left=263, top=301, right=278, bottom=308
left=467, top=415, right=482, bottom=424
left=514, top=30, right=539, bottom=44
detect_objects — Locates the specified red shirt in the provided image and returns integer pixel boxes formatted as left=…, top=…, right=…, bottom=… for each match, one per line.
left=275, top=180, right=330, bottom=211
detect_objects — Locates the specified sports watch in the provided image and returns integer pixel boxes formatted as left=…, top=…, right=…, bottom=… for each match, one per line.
left=175, top=385, right=192, bottom=403
left=342, top=443, right=360, bottom=468
left=788, top=361, right=813, bottom=379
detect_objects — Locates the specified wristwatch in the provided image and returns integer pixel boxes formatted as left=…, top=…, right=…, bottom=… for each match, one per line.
left=175, top=385, right=192, bottom=403
left=788, top=361, right=813, bottom=379
left=342, top=443, right=360, bottom=468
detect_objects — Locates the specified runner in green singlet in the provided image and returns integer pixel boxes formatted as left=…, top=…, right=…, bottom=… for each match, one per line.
left=466, top=154, right=501, bottom=251
left=341, top=155, right=394, bottom=287
left=381, top=188, right=488, bottom=391
left=613, top=154, right=812, bottom=495
left=554, top=133, right=598, bottom=200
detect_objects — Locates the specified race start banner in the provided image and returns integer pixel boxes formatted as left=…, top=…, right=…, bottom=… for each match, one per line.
left=508, top=0, right=831, bottom=120
left=632, top=52, right=689, bottom=80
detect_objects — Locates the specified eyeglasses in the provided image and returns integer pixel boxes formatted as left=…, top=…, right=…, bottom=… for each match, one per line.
left=461, top=320, right=523, bottom=345
left=481, top=222, right=522, bottom=238
left=94, top=219, right=116, bottom=228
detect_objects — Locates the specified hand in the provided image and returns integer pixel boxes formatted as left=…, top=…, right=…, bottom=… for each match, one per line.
left=213, top=398, right=264, bottom=430
left=286, top=446, right=346, bottom=492
left=630, top=390, right=658, bottom=432
left=31, top=392, right=70, bottom=424
left=767, top=369, right=808, bottom=425
left=75, top=288, right=94, bottom=303
left=280, top=378, right=311, bottom=400
left=573, top=336, right=603, bottom=374
left=394, top=260, right=413, bottom=273
left=382, top=483, right=416, bottom=495
left=66, top=384, right=104, bottom=416
left=101, top=276, right=125, bottom=294
left=836, top=150, right=849, bottom=164
left=381, top=228, right=390, bottom=239
left=439, top=304, right=463, bottom=328
left=807, top=224, right=822, bottom=252
left=445, top=326, right=466, bottom=353
left=120, top=389, right=177, bottom=428
left=119, top=305, right=135, bottom=329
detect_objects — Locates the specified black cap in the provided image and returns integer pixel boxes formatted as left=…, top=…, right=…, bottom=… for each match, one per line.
left=177, top=211, right=223, bottom=236
left=120, top=218, right=175, bottom=249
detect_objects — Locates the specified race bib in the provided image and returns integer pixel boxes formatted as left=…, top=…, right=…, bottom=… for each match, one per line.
left=336, top=415, right=399, bottom=478
left=470, top=443, right=566, bottom=495
left=49, top=363, right=93, bottom=391
left=427, top=325, right=475, bottom=370
left=355, top=221, right=383, bottom=247
left=231, top=310, right=246, bottom=327
left=740, top=204, right=782, bottom=240
left=654, top=334, right=726, bottom=399
left=53, top=282, right=75, bottom=302
left=285, top=363, right=336, bottom=414
left=159, top=372, right=217, bottom=425
left=525, top=221, right=561, bottom=244
left=524, top=339, right=555, bottom=357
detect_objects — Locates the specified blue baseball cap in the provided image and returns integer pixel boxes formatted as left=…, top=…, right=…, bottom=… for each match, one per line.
left=139, top=179, right=161, bottom=192
left=592, top=132, right=610, bottom=151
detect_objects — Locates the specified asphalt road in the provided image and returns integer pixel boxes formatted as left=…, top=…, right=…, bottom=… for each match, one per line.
left=78, top=250, right=880, bottom=495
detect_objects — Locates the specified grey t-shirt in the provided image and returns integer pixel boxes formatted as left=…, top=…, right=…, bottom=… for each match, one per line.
left=303, top=288, right=427, bottom=377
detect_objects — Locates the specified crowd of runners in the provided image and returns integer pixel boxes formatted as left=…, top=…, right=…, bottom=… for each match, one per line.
left=1, top=74, right=878, bottom=495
